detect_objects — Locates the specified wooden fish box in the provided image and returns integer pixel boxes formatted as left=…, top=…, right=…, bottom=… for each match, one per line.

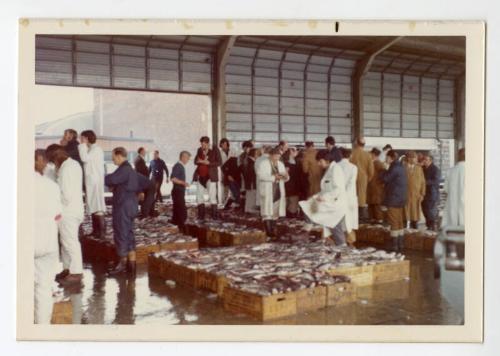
left=135, top=244, right=161, bottom=264
left=372, top=260, right=410, bottom=284
left=295, top=286, right=327, bottom=312
left=326, top=282, right=357, bottom=306
left=423, top=235, right=436, bottom=252
left=357, top=280, right=410, bottom=301
left=51, top=300, right=72, bottom=324
left=223, top=286, right=297, bottom=321
left=329, top=265, right=374, bottom=287
left=221, top=232, right=267, bottom=247
left=162, top=261, right=198, bottom=287
left=196, top=270, right=228, bottom=296
left=147, top=254, right=164, bottom=277
left=160, top=240, right=199, bottom=252
left=206, top=230, right=223, bottom=247
left=161, top=225, right=179, bottom=235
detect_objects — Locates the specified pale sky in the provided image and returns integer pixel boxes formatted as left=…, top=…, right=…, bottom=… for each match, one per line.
left=32, top=85, right=94, bottom=125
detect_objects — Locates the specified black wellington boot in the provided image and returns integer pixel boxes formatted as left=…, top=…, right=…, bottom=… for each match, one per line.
left=264, top=220, right=275, bottom=239
left=197, top=204, right=206, bottom=221
left=392, top=236, right=399, bottom=253
left=96, top=214, right=106, bottom=239
left=271, top=220, right=279, bottom=241
left=211, top=204, right=219, bottom=220
left=108, top=258, right=128, bottom=276
left=89, top=214, right=98, bottom=237
left=223, top=198, right=234, bottom=211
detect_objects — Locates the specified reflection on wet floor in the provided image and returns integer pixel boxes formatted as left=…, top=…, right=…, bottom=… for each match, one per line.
left=62, top=251, right=463, bottom=325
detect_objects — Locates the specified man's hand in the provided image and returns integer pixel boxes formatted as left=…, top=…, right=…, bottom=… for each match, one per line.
left=138, top=192, right=145, bottom=202
left=228, top=176, right=235, bottom=182
left=185, top=182, right=190, bottom=188
left=316, top=195, right=325, bottom=202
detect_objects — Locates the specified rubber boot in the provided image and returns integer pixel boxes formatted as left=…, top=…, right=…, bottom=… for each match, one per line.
left=271, top=220, right=279, bottom=241
left=197, top=204, right=206, bottom=221
left=108, top=257, right=128, bottom=276
left=264, top=220, right=275, bottom=238
left=398, top=232, right=405, bottom=251
left=96, top=214, right=106, bottom=239
left=127, top=251, right=137, bottom=277
left=211, top=204, right=218, bottom=220
left=90, top=214, right=99, bottom=237
left=223, top=198, right=233, bottom=211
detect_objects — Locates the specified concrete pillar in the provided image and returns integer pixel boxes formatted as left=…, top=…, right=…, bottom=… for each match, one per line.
left=212, top=36, right=236, bottom=143
left=454, top=74, right=466, bottom=158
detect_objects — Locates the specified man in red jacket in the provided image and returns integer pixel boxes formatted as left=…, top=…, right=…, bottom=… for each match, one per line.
left=193, top=136, right=222, bottom=220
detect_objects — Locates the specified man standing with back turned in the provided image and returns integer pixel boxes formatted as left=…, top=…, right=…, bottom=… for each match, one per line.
left=149, top=150, right=169, bottom=203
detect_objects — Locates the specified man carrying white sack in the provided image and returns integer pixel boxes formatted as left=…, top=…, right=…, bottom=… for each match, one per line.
left=34, top=149, right=62, bottom=324
left=442, top=148, right=465, bottom=229
left=78, top=130, right=106, bottom=239
left=338, top=147, right=359, bottom=247
left=50, top=145, right=85, bottom=287
left=299, top=149, right=349, bottom=246
left=257, top=147, right=289, bottom=240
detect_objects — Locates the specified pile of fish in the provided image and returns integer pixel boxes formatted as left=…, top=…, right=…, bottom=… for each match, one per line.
left=80, top=214, right=194, bottom=247
left=153, top=242, right=405, bottom=296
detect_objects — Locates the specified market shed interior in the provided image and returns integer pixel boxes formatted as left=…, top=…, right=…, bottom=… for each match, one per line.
left=35, top=34, right=465, bottom=325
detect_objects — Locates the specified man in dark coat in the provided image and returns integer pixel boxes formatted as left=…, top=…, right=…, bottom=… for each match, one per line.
left=325, top=136, right=342, bottom=163
left=170, top=151, right=191, bottom=231
left=61, top=129, right=82, bottom=166
left=137, top=173, right=158, bottom=219
left=242, top=148, right=258, bottom=214
left=149, top=150, right=169, bottom=202
left=422, top=154, right=442, bottom=231
left=105, top=147, right=140, bottom=276
left=380, top=150, right=408, bottom=252
left=221, top=155, right=242, bottom=210
left=134, top=147, right=149, bottom=177
left=193, top=136, right=222, bottom=220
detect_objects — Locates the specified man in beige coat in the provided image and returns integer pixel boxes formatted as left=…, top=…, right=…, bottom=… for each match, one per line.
left=404, top=151, right=426, bottom=229
left=350, top=137, right=374, bottom=222
left=302, top=141, right=322, bottom=198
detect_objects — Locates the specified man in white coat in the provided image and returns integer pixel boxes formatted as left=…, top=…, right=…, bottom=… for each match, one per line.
left=338, top=148, right=359, bottom=246
left=254, top=146, right=272, bottom=208
left=34, top=149, right=62, bottom=324
left=299, top=150, right=349, bottom=246
left=442, top=148, right=465, bottom=228
left=78, top=130, right=106, bottom=239
left=51, top=146, right=85, bottom=287
left=257, top=147, right=289, bottom=239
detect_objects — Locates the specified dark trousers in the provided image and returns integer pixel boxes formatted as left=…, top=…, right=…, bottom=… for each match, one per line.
left=422, top=198, right=438, bottom=227
left=154, top=178, right=163, bottom=202
left=141, top=181, right=156, bottom=217
left=112, top=207, right=136, bottom=258
left=172, top=189, right=187, bottom=228
left=228, top=181, right=241, bottom=204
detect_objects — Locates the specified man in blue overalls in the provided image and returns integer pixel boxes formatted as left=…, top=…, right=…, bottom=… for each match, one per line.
left=105, top=147, right=140, bottom=276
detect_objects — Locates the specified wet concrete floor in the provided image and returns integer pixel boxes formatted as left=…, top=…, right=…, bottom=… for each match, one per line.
left=61, top=250, right=464, bottom=325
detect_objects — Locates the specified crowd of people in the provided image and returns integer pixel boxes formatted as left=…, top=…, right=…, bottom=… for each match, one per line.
left=33, top=128, right=465, bottom=324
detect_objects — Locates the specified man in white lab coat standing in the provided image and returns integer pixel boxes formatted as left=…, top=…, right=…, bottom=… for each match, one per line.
left=299, top=150, right=349, bottom=246
left=442, top=148, right=465, bottom=228
left=78, top=130, right=106, bottom=239
left=257, top=147, right=289, bottom=239
left=51, top=146, right=84, bottom=287
left=34, top=149, right=62, bottom=324
left=338, top=147, right=359, bottom=246
left=254, top=146, right=272, bottom=208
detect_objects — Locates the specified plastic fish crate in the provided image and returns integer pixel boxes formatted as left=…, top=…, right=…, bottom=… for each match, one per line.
left=372, top=260, right=410, bottom=284
left=196, top=270, right=228, bottom=296
left=326, top=282, right=357, bottom=306
left=223, top=286, right=297, bottom=321
left=329, top=265, right=375, bottom=287
left=295, top=286, right=327, bottom=312
left=51, top=300, right=72, bottom=324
